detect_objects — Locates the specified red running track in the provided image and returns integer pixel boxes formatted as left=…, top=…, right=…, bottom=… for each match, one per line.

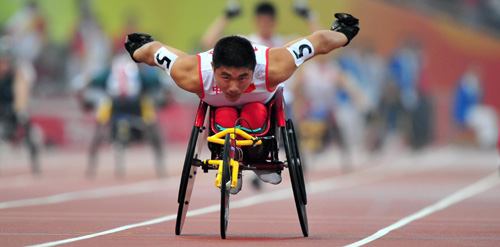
left=0, top=144, right=499, bottom=247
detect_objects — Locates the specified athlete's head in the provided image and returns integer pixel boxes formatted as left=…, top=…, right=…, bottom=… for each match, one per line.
left=212, top=35, right=256, bottom=102
left=254, top=2, right=277, bottom=39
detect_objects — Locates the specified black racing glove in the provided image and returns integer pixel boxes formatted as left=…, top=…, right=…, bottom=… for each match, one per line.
left=293, top=0, right=311, bottom=19
left=331, top=13, right=359, bottom=46
left=124, top=32, right=154, bottom=63
left=225, top=0, right=241, bottom=19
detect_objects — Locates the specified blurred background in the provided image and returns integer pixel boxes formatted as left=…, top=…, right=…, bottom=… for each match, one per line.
left=0, top=0, right=499, bottom=173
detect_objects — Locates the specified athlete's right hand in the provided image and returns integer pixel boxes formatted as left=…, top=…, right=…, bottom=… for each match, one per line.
left=225, top=0, right=241, bottom=19
left=125, top=33, right=154, bottom=63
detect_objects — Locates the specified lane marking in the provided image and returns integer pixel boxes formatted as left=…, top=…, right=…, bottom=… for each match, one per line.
left=24, top=187, right=292, bottom=247
left=344, top=172, right=500, bottom=247
left=24, top=152, right=460, bottom=247
left=20, top=146, right=496, bottom=246
left=0, top=145, right=466, bottom=210
left=0, top=145, right=415, bottom=210
left=0, top=179, right=177, bottom=210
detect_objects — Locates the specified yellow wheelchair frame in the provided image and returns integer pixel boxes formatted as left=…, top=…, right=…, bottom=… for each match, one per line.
left=205, top=128, right=262, bottom=190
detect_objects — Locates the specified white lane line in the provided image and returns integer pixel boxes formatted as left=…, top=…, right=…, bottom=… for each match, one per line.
left=24, top=187, right=292, bottom=247
left=23, top=146, right=457, bottom=246
left=0, top=179, right=177, bottom=210
left=1, top=145, right=458, bottom=210
left=23, top=163, right=446, bottom=247
left=344, top=172, right=500, bottom=247
left=23, top=146, right=492, bottom=246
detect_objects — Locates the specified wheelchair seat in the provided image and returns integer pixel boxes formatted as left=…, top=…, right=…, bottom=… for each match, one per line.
left=208, top=98, right=278, bottom=163
left=209, top=99, right=276, bottom=137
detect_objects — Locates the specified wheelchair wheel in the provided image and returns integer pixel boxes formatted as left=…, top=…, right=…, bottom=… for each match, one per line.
left=281, top=126, right=308, bottom=237
left=21, top=123, right=41, bottom=175
left=114, top=142, right=126, bottom=178
left=286, top=119, right=307, bottom=205
left=220, top=134, right=232, bottom=239
left=175, top=126, right=201, bottom=235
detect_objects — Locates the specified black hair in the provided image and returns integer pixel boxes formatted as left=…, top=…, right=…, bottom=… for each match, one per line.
left=254, top=2, right=276, bottom=18
left=212, top=35, right=256, bottom=71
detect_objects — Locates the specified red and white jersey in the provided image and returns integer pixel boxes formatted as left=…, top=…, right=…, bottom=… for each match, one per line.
left=197, top=44, right=279, bottom=108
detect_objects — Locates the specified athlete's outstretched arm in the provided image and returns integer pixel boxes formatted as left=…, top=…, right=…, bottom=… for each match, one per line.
left=267, top=13, right=359, bottom=90
left=125, top=33, right=202, bottom=97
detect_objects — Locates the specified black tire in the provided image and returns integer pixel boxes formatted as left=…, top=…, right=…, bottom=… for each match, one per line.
left=114, top=142, right=126, bottom=178
left=281, top=126, right=308, bottom=237
left=286, top=119, right=307, bottom=205
left=87, top=125, right=104, bottom=178
left=148, top=125, right=166, bottom=178
left=25, top=124, right=40, bottom=175
left=220, top=134, right=232, bottom=239
left=175, top=126, right=200, bottom=235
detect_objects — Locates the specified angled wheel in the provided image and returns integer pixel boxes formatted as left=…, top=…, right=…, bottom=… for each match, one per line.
left=25, top=123, right=41, bottom=175
left=287, top=119, right=307, bottom=205
left=175, top=126, right=202, bottom=235
left=114, top=142, right=126, bottom=178
left=281, top=126, right=308, bottom=237
left=220, top=134, right=233, bottom=239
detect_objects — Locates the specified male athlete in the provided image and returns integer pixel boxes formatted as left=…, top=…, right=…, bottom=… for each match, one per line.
left=0, top=37, right=40, bottom=174
left=125, top=13, right=359, bottom=191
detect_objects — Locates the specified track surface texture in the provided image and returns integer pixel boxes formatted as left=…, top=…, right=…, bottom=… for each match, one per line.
left=0, top=143, right=499, bottom=247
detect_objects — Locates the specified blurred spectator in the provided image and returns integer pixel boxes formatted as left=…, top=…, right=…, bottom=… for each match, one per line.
left=481, top=0, right=500, bottom=29
left=359, top=44, right=386, bottom=114
left=383, top=38, right=434, bottom=150
left=452, top=64, right=498, bottom=149
left=67, top=0, right=111, bottom=83
left=78, top=52, right=168, bottom=178
left=0, top=37, right=41, bottom=174
left=201, top=1, right=321, bottom=49
left=294, top=54, right=367, bottom=169
left=3, top=0, right=62, bottom=94
left=3, top=0, right=47, bottom=63
left=200, top=0, right=321, bottom=105
left=294, top=55, right=342, bottom=153
left=385, top=0, right=500, bottom=35
left=335, top=45, right=371, bottom=151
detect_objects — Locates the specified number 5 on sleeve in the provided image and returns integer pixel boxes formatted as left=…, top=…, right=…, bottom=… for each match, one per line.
left=154, top=47, right=179, bottom=74
left=286, top=39, right=314, bottom=67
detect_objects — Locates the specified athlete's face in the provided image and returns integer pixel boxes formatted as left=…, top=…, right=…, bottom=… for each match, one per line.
left=213, top=65, right=254, bottom=102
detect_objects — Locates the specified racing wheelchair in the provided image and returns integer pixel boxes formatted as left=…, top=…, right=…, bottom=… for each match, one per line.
left=175, top=88, right=308, bottom=239
left=86, top=97, right=165, bottom=178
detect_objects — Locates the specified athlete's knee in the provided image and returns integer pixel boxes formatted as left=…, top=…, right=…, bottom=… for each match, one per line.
left=240, top=102, right=267, bottom=129
left=215, top=106, right=239, bottom=128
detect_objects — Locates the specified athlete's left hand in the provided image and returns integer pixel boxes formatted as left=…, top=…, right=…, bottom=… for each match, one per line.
left=330, top=13, right=359, bottom=46
left=125, top=33, right=154, bottom=62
